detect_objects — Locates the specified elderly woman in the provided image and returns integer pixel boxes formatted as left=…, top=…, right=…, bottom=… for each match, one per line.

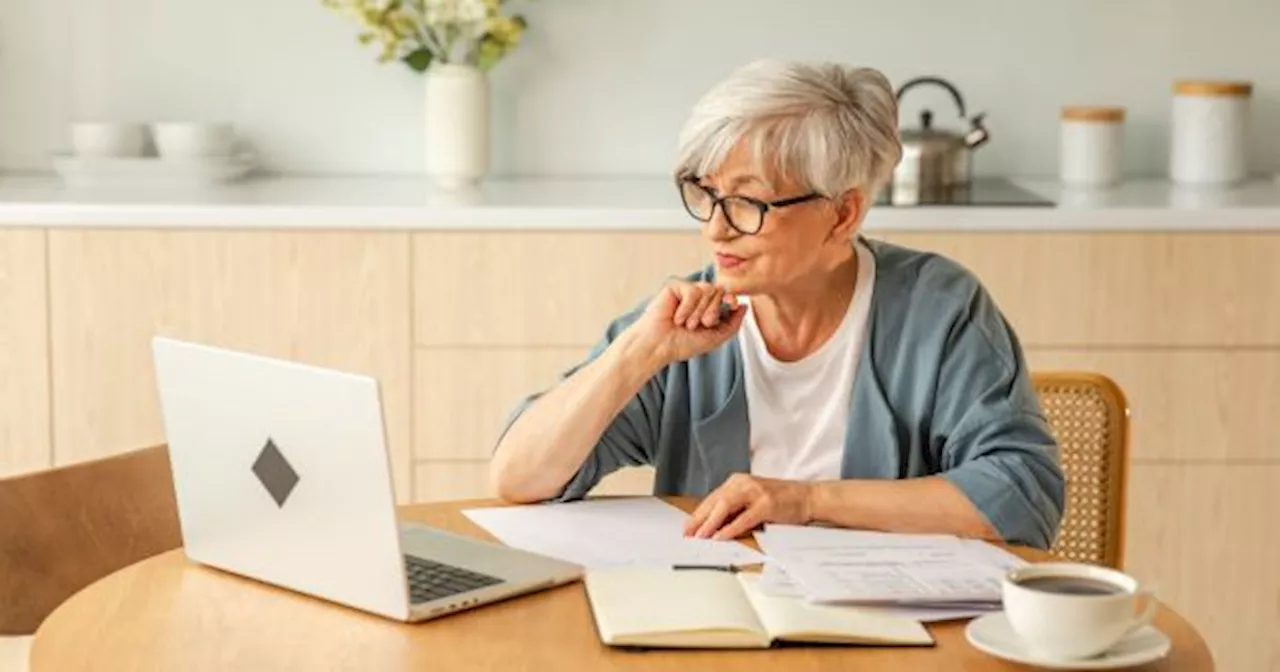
left=490, top=60, right=1064, bottom=549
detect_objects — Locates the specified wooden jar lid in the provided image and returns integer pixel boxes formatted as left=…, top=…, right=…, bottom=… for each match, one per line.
left=1174, top=80, right=1253, bottom=97
left=1061, top=106, right=1126, bottom=122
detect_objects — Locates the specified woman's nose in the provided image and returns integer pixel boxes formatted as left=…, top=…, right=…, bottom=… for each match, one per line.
left=702, top=203, right=737, bottom=241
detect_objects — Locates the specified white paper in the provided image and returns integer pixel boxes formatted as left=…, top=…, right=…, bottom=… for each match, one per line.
left=462, top=497, right=765, bottom=570
left=757, top=561, right=802, bottom=598
left=755, top=524, right=1026, bottom=606
left=757, top=561, right=995, bottom=622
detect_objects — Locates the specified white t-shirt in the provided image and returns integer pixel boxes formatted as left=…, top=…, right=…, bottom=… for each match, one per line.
left=740, top=240, right=876, bottom=481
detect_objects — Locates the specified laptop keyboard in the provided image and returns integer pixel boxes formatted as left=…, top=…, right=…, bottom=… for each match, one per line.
left=405, top=555, right=504, bottom=604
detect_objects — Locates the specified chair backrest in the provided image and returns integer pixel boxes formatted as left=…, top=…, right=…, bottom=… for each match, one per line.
left=0, top=445, right=182, bottom=635
left=1032, top=372, right=1130, bottom=569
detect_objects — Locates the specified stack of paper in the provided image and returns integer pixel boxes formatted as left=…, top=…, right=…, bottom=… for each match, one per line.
left=754, top=524, right=1026, bottom=622
left=462, top=497, right=765, bottom=570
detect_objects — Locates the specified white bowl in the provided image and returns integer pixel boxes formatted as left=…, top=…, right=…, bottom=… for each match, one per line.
left=152, top=122, right=236, bottom=159
left=70, top=122, right=148, bottom=158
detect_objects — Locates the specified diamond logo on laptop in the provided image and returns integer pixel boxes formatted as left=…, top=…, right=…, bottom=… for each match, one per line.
left=252, top=438, right=299, bottom=507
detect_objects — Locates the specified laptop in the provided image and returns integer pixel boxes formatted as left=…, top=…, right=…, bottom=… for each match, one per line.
left=151, top=336, right=583, bottom=622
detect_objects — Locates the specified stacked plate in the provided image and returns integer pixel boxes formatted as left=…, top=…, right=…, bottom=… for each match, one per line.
left=54, top=121, right=257, bottom=187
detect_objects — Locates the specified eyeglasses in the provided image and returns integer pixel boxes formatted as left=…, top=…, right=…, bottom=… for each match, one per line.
left=677, top=177, right=823, bottom=235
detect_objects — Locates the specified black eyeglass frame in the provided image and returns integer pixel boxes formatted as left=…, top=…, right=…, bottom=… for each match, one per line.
left=676, top=176, right=824, bottom=235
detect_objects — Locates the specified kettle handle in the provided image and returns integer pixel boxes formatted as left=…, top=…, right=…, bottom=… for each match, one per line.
left=896, top=76, right=967, bottom=119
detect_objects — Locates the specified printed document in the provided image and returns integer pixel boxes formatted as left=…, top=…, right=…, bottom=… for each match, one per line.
left=755, top=524, right=1026, bottom=606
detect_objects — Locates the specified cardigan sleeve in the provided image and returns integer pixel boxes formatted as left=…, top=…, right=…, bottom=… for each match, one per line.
left=932, top=286, right=1066, bottom=549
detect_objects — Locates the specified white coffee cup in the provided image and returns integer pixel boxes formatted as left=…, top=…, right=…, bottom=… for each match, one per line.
left=1002, top=562, right=1158, bottom=661
left=70, top=122, right=148, bottom=157
left=152, top=122, right=236, bottom=159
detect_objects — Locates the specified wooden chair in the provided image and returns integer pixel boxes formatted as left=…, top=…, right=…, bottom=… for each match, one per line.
left=1033, top=372, right=1131, bottom=569
left=0, top=445, right=183, bottom=670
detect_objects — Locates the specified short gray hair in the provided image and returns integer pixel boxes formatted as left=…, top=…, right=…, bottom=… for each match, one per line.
left=675, top=59, right=902, bottom=199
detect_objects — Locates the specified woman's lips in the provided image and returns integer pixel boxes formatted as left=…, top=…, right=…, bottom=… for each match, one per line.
left=715, top=253, right=747, bottom=269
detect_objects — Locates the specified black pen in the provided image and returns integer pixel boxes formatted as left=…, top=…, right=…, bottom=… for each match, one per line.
left=671, top=564, right=738, bottom=572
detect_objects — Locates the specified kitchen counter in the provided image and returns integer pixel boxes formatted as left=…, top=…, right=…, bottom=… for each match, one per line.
left=1, top=173, right=1280, bottom=230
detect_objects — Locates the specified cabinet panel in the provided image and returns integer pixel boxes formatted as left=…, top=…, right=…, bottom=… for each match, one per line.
left=1124, top=464, right=1280, bottom=672
left=48, top=230, right=414, bottom=500
left=415, top=461, right=494, bottom=502
left=414, top=232, right=705, bottom=346
left=879, top=233, right=1280, bottom=347
left=415, top=348, right=587, bottom=460
left=1029, top=349, right=1280, bottom=461
left=0, top=230, right=50, bottom=476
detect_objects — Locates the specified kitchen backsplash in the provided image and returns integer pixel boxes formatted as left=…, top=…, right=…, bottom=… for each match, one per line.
left=1, top=0, right=1276, bottom=178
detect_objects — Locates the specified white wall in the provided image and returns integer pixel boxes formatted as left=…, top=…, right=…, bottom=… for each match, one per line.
left=2, top=0, right=1277, bottom=179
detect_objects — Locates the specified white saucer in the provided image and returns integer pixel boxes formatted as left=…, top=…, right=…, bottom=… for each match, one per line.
left=965, top=612, right=1171, bottom=670
left=52, top=152, right=257, bottom=187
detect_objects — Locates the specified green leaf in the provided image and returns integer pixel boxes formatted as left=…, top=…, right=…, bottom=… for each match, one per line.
left=403, top=47, right=434, bottom=72
left=475, top=39, right=504, bottom=71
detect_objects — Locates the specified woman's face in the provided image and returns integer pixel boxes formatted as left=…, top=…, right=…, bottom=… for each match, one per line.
left=688, top=139, right=860, bottom=295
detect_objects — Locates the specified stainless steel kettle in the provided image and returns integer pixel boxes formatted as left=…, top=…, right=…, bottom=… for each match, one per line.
left=890, top=76, right=989, bottom=201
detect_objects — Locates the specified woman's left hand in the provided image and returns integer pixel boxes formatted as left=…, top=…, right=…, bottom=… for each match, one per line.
left=682, top=474, right=815, bottom=541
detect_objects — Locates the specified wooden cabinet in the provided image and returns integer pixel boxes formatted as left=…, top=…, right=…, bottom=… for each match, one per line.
left=1027, top=349, right=1280, bottom=462
left=45, top=230, right=414, bottom=501
left=414, top=347, right=588, bottom=461
left=0, top=230, right=50, bottom=477
left=413, top=232, right=705, bottom=347
left=877, top=232, right=1280, bottom=347
left=1124, top=464, right=1280, bottom=672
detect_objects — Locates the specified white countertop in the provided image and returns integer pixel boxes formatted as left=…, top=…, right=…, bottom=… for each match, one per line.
left=2, top=173, right=1280, bottom=231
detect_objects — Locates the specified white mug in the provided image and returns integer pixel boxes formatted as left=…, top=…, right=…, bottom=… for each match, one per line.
left=152, top=122, right=237, bottom=159
left=70, top=122, right=148, bottom=157
left=1002, top=562, right=1158, bottom=661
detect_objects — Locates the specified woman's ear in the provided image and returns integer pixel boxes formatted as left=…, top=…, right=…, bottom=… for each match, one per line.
left=829, top=189, right=866, bottom=240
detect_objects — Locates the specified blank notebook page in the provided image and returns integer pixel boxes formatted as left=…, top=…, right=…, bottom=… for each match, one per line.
left=586, top=568, right=764, bottom=642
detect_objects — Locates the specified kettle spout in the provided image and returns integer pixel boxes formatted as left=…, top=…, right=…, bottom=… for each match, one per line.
left=965, top=113, right=990, bottom=149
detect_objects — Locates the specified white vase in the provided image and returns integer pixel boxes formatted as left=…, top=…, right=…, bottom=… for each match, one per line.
left=423, top=64, right=489, bottom=189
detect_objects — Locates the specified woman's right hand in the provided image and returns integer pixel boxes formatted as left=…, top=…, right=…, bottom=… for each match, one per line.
left=627, top=279, right=747, bottom=369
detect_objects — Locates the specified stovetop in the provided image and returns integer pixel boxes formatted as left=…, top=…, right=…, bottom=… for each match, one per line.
left=877, top=178, right=1055, bottom=207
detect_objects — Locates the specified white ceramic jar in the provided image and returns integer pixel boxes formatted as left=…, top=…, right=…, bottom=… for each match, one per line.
left=1170, top=80, right=1252, bottom=186
left=1059, top=106, right=1125, bottom=187
left=423, top=64, right=490, bottom=190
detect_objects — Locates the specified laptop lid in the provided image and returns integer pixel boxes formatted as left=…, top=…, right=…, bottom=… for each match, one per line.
left=152, top=336, right=412, bottom=621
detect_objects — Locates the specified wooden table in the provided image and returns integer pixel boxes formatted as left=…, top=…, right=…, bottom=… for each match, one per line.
left=32, top=498, right=1213, bottom=671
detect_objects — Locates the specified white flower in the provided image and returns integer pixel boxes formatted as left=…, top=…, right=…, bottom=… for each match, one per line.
left=458, top=0, right=488, bottom=23
left=424, top=0, right=488, bottom=30
left=423, top=0, right=459, bottom=26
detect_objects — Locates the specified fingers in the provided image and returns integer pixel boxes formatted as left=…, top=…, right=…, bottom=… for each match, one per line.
left=694, top=498, right=738, bottom=540
left=670, top=282, right=726, bottom=330
left=683, top=496, right=717, bottom=536
left=671, top=283, right=702, bottom=326
left=713, top=503, right=766, bottom=541
left=690, top=286, right=723, bottom=329
left=699, top=287, right=728, bottom=327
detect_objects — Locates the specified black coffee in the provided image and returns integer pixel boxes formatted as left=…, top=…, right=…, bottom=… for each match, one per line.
left=1017, top=576, right=1126, bottom=596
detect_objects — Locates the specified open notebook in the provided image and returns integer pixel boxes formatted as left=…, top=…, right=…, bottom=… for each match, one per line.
left=583, top=568, right=934, bottom=649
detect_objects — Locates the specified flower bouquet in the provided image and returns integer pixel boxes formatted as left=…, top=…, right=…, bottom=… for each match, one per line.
left=321, top=0, right=531, bottom=187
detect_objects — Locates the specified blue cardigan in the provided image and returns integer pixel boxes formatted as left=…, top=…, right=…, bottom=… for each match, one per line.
left=500, top=236, right=1065, bottom=549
